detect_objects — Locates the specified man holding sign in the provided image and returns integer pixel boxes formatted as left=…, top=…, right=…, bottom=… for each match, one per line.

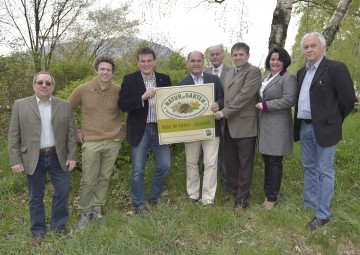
left=178, top=51, right=224, bottom=207
left=119, top=47, right=171, bottom=215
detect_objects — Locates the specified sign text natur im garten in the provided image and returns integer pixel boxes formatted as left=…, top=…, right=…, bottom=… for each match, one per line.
left=155, top=83, right=215, bottom=145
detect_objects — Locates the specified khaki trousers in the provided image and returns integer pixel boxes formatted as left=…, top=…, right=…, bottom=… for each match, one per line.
left=78, top=141, right=121, bottom=212
left=185, top=137, right=220, bottom=205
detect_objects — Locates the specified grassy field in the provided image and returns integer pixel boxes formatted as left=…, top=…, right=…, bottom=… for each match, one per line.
left=0, top=113, right=359, bottom=255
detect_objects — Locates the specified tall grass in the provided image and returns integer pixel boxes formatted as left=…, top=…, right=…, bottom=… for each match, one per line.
left=0, top=113, right=359, bottom=255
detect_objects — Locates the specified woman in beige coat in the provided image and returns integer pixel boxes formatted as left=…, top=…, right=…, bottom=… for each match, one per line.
left=256, top=47, right=296, bottom=210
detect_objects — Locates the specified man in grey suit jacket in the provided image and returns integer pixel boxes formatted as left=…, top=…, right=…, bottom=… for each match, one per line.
left=178, top=51, right=224, bottom=207
left=204, top=44, right=231, bottom=190
left=8, top=71, right=77, bottom=245
left=214, top=43, right=262, bottom=214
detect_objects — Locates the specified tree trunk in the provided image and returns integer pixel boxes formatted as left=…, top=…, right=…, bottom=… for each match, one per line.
left=323, top=0, right=353, bottom=49
left=268, top=0, right=294, bottom=50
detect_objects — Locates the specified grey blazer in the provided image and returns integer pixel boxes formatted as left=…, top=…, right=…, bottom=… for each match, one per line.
left=204, top=64, right=231, bottom=87
left=222, top=63, right=262, bottom=138
left=8, top=95, right=77, bottom=175
left=258, top=70, right=297, bottom=156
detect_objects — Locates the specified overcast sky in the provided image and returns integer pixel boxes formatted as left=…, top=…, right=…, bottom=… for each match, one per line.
left=125, top=0, right=300, bottom=67
left=0, top=0, right=299, bottom=67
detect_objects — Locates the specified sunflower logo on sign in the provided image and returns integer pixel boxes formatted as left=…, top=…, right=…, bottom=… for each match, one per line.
left=162, top=90, right=209, bottom=120
left=171, top=101, right=200, bottom=114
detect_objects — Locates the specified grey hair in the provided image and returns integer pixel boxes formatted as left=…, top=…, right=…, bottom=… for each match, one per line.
left=209, top=44, right=225, bottom=54
left=33, top=71, right=56, bottom=86
left=300, top=32, right=327, bottom=56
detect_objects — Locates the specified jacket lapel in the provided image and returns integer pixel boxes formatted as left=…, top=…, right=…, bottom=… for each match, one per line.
left=51, top=97, right=59, bottom=121
left=263, top=74, right=281, bottom=92
left=228, top=63, right=248, bottom=88
left=311, top=58, right=327, bottom=86
left=29, top=95, right=41, bottom=119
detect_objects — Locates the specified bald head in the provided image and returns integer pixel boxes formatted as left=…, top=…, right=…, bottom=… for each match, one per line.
left=187, top=51, right=205, bottom=77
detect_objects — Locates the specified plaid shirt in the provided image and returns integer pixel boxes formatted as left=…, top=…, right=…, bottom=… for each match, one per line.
left=141, top=72, right=157, bottom=123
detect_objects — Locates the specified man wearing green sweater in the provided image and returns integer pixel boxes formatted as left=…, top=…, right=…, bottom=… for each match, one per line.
left=68, top=56, right=124, bottom=228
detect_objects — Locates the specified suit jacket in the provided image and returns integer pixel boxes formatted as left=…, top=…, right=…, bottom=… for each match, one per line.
left=177, top=72, right=224, bottom=137
left=119, top=71, right=171, bottom=146
left=294, top=57, right=356, bottom=147
left=222, top=63, right=262, bottom=138
left=204, top=64, right=231, bottom=87
left=8, top=95, right=77, bottom=175
left=258, top=71, right=296, bottom=156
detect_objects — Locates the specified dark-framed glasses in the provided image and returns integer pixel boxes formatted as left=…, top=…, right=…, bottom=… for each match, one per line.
left=35, top=81, right=52, bottom=86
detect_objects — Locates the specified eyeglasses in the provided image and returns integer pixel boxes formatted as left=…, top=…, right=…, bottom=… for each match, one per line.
left=35, top=81, right=52, bottom=86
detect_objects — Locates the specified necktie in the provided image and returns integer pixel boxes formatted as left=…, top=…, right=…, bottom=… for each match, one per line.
left=234, top=68, right=239, bottom=76
left=213, top=69, right=219, bottom=76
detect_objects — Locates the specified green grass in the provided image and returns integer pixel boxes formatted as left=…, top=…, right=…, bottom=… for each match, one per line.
left=0, top=113, right=359, bottom=254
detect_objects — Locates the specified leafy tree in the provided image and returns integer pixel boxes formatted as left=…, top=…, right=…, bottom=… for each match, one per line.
left=0, top=0, right=93, bottom=72
left=0, top=53, right=34, bottom=111
left=289, top=0, right=359, bottom=89
left=67, top=3, right=139, bottom=59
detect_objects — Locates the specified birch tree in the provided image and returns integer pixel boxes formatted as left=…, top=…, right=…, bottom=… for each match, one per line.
left=323, top=0, right=353, bottom=48
left=268, top=0, right=294, bottom=50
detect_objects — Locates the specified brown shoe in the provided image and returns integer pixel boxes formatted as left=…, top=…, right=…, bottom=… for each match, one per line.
left=263, top=199, right=275, bottom=210
left=32, top=234, right=44, bottom=246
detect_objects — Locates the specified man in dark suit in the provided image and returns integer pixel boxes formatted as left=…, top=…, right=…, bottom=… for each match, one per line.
left=119, top=47, right=171, bottom=215
left=294, top=32, right=356, bottom=230
left=214, top=42, right=262, bottom=214
left=204, top=44, right=231, bottom=190
left=8, top=71, right=77, bottom=245
left=178, top=51, right=224, bottom=207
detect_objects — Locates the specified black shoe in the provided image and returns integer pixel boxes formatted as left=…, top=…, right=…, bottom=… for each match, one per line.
left=306, top=217, right=330, bottom=230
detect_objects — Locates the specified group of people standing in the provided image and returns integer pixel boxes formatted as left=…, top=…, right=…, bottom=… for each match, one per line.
left=8, top=32, right=356, bottom=245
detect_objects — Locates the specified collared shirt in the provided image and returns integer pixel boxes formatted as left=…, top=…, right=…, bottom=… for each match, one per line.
left=36, top=96, right=55, bottom=148
left=141, top=71, right=157, bottom=123
left=191, top=72, right=204, bottom=85
left=212, top=63, right=224, bottom=77
left=297, top=57, right=323, bottom=119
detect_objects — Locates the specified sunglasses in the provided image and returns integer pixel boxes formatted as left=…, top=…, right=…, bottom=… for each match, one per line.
left=35, top=81, right=52, bottom=86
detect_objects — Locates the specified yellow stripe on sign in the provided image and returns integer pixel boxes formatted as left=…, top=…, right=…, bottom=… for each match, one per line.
left=158, top=115, right=215, bottom=133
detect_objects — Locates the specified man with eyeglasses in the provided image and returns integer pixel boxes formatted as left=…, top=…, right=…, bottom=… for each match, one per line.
left=8, top=71, right=77, bottom=245
left=68, top=56, right=125, bottom=228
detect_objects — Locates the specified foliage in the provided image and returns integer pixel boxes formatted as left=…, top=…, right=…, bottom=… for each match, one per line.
left=49, top=60, right=95, bottom=90
left=0, top=0, right=93, bottom=72
left=0, top=113, right=359, bottom=254
left=66, top=2, right=139, bottom=59
left=0, top=52, right=35, bottom=111
left=289, top=0, right=360, bottom=89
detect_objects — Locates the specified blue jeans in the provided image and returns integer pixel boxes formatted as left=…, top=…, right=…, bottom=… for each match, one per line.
left=300, top=121, right=336, bottom=219
left=27, top=152, right=70, bottom=236
left=131, top=124, right=170, bottom=209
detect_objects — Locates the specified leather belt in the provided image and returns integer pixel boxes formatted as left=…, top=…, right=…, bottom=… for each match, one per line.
left=302, top=119, right=312, bottom=124
left=39, top=146, right=56, bottom=154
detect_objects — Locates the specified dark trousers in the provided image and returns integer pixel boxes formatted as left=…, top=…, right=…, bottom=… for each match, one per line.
left=27, top=152, right=70, bottom=236
left=224, top=123, right=256, bottom=207
left=262, top=154, right=283, bottom=202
